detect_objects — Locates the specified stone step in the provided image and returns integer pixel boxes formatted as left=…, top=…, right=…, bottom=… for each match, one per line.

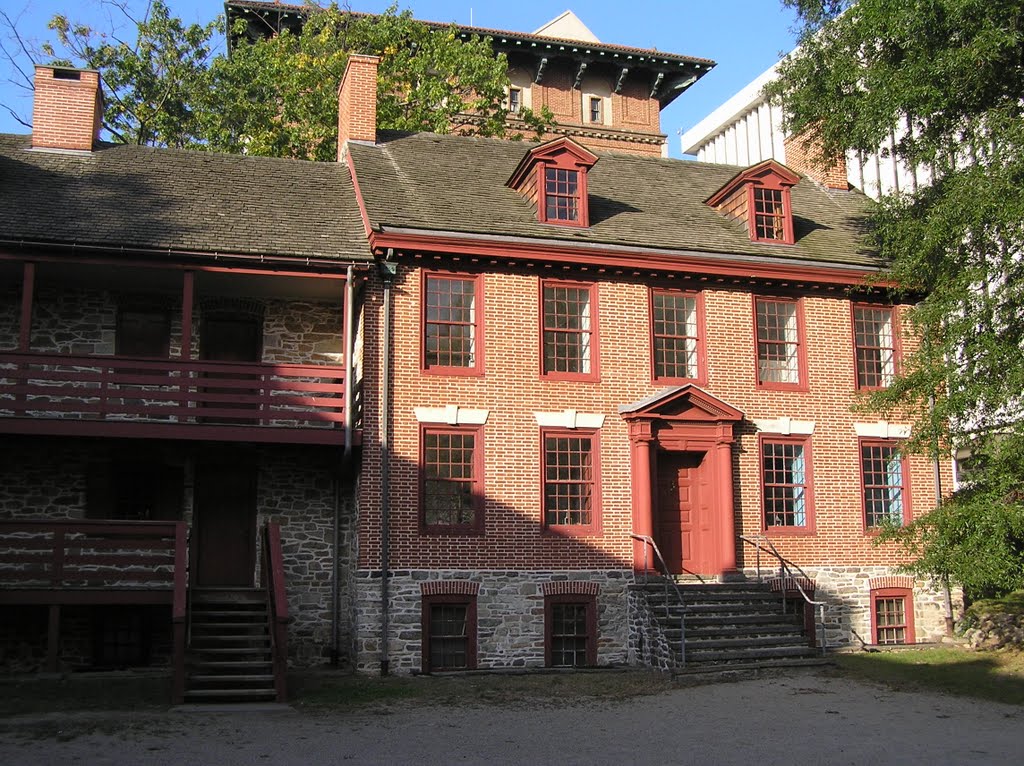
left=191, top=621, right=269, bottom=631
left=683, top=644, right=818, bottom=663
left=188, top=674, right=275, bottom=685
left=680, top=634, right=810, bottom=651
left=673, top=656, right=833, bottom=678
left=188, top=646, right=271, bottom=656
left=183, top=688, right=277, bottom=702
left=190, top=660, right=274, bottom=670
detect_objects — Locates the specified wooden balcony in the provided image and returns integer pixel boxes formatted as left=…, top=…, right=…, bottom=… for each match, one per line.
left=0, top=351, right=357, bottom=446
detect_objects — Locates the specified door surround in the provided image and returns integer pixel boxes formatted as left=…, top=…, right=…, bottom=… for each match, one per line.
left=621, top=385, right=743, bottom=575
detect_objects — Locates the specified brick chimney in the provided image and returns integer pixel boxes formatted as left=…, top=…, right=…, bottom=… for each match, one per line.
left=783, top=129, right=849, bottom=190
left=32, top=66, right=103, bottom=152
left=337, top=54, right=380, bottom=160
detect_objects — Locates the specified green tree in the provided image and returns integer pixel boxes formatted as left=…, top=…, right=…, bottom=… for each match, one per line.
left=769, top=0, right=1024, bottom=597
left=19, top=1, right=549, bottom=158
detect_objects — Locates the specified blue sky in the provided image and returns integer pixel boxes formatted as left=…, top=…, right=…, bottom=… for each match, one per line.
left=0, top=1, right=799, bottom=158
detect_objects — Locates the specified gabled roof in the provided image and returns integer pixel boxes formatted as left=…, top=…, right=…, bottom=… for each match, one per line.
left=705, top=159, right=801, bottom=207
left=506, top=137, right=599, bottom=190
left=347, top=130, right=878, bottom=269
left=619, top=385, right=744, bottom=422
left=0, top=135, right=370, bottom=262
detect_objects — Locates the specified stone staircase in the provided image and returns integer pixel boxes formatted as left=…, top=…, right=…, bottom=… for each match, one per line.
left=632, top=579, right=826, bottom=674
left=184, top=588, right=278, bottom=703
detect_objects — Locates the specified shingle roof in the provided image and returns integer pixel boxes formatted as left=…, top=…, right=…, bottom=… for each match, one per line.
left=0, top=134, right=370, bottom=262
left=348, top=131, right=880, bottom=269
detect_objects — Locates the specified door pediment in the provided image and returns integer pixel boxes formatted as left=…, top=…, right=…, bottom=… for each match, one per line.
left=619, top=384, right=744, bottom=424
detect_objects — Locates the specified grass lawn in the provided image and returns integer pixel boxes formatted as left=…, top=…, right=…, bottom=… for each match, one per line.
left=834, top=646, right=1024, bottom=706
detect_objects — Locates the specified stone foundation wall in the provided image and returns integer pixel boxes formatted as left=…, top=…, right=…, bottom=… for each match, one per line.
left=353, top=570, right=631, bottom=674
left=626, top=588, right=676, bottom=671
left=745, top=565, right=958, bottom=647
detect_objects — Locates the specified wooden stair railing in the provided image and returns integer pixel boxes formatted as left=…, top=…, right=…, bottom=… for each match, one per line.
left=262, top=521, right=290, bottom=702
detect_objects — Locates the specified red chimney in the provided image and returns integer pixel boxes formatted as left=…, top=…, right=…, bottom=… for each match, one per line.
left=32, top=66, right=103, bottom=152
left=783, top=129, right=849, bottom=190
left=337, top=54, right=380, bottom=160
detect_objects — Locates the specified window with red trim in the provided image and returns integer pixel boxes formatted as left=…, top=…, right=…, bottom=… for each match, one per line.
left=871, top=588, right=915, bottom=645
left=420, top=425, right=484, bottom=533
left=755, top=298, right=803, bottom=387
left=421, top=594, right=477, bottom=671
left=651, top=289, right=702, bottom=382
left=853, top=305, right=897, bottom=389
left=752, top=187, right=787, bottom=241
left=761, top=436, right=814, bottom=533
left=545, top=594, right=597, bottom=667
left=423, top=273, right=481, bottom=374
left=542, top=430, right=600, bottom=533
left=544, top=167, right=580, bottom=222
left=861, top=440, right=909, bottom=529
left=542, top=281, right=598, bottom=379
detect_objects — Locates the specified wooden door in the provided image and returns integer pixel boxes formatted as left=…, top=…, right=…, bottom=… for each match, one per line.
left=200, top=314, right=262, bottom=422
left=193, top=462, right=257, bottom=587
left=655, top=451, right=711, bottom=574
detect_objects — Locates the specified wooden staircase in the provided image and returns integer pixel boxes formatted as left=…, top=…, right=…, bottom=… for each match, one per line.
left=633, top=580, right=825, bottom=673
left=185, top=587, right=278, bottom=702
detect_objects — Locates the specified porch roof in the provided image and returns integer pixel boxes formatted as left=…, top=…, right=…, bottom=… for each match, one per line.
left=0, top=134, right=371, bottom=263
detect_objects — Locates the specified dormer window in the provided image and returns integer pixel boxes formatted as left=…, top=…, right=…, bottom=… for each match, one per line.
left=706, top=160, right=800, bottom=245
left=507, top=137, right=599, bottom=228
left=545, top=167, right=579, bottom=222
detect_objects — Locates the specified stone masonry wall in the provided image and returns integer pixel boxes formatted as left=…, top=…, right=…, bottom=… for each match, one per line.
left=744, top=565, right=958, bottom=647
left=353, top=570, right=630, bottom=674
left=256, top=446, right=356, bottom=668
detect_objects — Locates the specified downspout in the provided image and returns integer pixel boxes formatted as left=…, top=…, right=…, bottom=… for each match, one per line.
left=930, top=393, right=955, bottom=636
left=334, top=265, right=356, bottom=666
left=378, top=255, right=397, bottom=676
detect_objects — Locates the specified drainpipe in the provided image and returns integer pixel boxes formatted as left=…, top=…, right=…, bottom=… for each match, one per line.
left=343, top=265, right=355, bottom=457
left=378, top=255, right=398, bottom=676
left=331, top=476, right=341, bottom=666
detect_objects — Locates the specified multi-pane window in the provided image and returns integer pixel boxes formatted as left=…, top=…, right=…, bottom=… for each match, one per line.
left=861, top=441, right=906, bottom=528
left=543, top=432, right=598, bottom=530
left=424, top=274, right=479, bottom=372
left=762, top=439, right=810, bottom=530
left=753, top=186, right=787, bottom=241
left=421, top=427, right=482, bottom=531
left=508, top=87, right=522, bottom=114
left=546, top=598, right=596, bottom=667
left=588, top=97, right=602, bottom=123
left=544, top=167, right=580, bottom=222
left=873, top=595, right=910, bottom=645
left=542, top=282, right=596, bottom=377
left=652, top=290, right=700, bottom=381
left=854, top=306, right=896, bottom=388
left=756, top=298, right=801, bottom=386
left=423, top=597, right=476, bottom=672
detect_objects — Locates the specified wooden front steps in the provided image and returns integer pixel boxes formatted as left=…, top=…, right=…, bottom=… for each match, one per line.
left=185, top=588, right=277, bottom=703
left=633, top=580, right=822, bottom=670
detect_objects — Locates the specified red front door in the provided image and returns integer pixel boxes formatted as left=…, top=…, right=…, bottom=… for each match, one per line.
left=656, top=451, right=716, bottom=575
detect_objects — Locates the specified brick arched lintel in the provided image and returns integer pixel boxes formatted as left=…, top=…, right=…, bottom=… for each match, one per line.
left=541, top=581, right=600, bottom=597
left=420, top=580, right=480, bottom=597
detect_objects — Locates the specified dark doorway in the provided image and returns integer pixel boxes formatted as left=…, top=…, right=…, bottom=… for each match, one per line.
left=200, top=313, right=263, bottom=422
left=193, top=461, right=258, bottom=587
left=655, top=450, right=714, bottom=575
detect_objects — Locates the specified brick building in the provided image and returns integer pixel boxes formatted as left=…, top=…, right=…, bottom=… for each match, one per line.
left=0, top=10, right=953, bottom=699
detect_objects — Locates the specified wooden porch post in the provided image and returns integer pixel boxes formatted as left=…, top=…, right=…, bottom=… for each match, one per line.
left=18, top=261, right=35, bottom=351
left=45, top=604, right=61, bottom=673
left=180, top=271, right=194, bottom=360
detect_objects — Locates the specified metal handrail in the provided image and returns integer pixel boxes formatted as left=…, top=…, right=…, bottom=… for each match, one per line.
left=739, top=533, right=828, bottom=653
left=630, top=534, right=688, bottom=668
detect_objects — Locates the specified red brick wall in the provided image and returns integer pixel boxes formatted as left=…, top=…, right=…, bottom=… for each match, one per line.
left=357, top=265, right=948, bottom=572
left=337, top=54, right=380, bottom=155
left=31, top=67, right=102, bottom=151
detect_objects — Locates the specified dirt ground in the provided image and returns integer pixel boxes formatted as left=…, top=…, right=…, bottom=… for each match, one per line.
left=0, top=669, right=1021, bottom=765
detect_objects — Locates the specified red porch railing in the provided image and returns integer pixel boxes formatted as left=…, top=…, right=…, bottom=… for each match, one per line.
left=0, top=352, right=346, bottom=430
left=261, top=521, right=290, bottom=703
left=0, top=519, right=189, bottom=687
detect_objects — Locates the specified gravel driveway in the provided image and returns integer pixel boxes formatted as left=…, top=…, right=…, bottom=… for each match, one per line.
left=1, top=670, right=1021, bottom=765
